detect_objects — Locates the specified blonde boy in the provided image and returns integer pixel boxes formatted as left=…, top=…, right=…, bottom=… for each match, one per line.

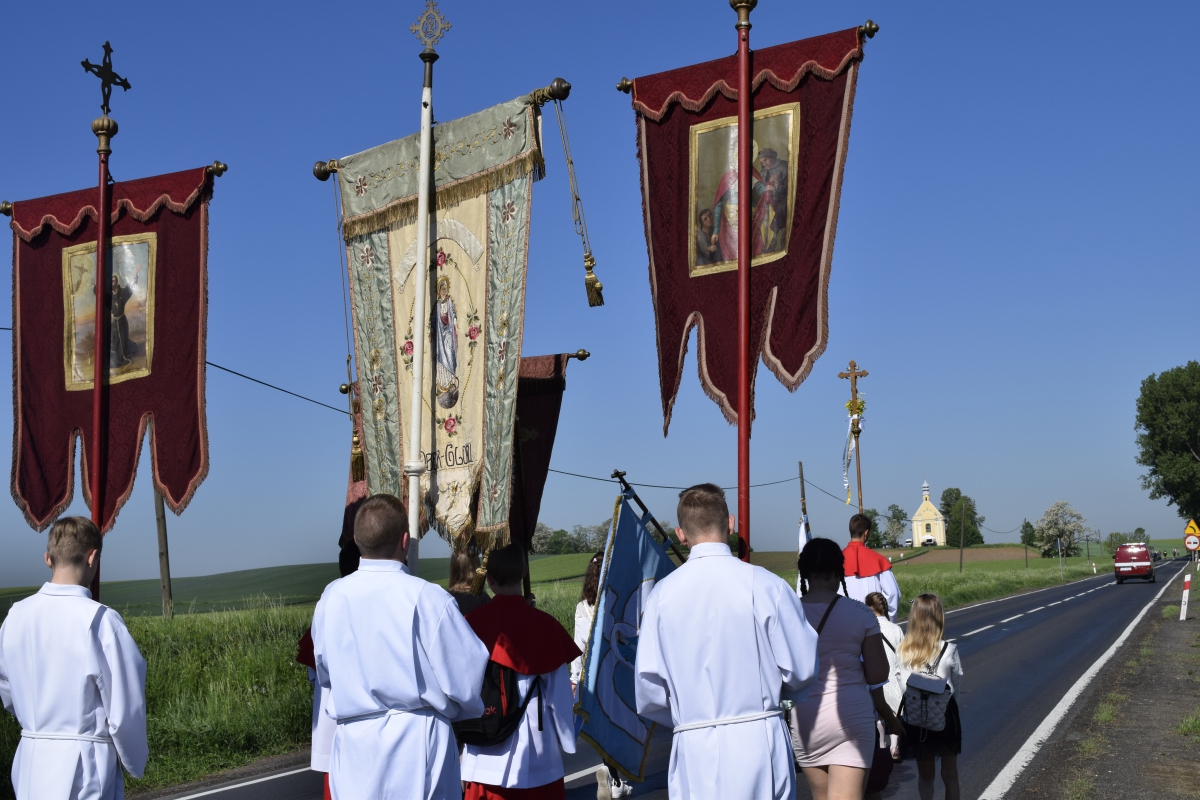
left=0, top=516, right=148, bottom=799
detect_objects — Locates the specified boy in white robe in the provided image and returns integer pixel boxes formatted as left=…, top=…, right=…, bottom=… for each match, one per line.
left=635, top=484, right=820, bottom=800
left=459, top=544, right=581, bottom=800
left=0, top=516, right=148, bottom=800
left=312, top=494, right=490, bottom=800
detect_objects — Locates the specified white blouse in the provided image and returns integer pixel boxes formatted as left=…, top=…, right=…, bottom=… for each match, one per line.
left=899, top=639, right=963, bottom=696
left=570, top=600, right=593, bottom=684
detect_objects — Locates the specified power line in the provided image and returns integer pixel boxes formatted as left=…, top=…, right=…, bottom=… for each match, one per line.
left=546, top=467, right=845, bottom=500
left=205, top=362, right=347, bottom=415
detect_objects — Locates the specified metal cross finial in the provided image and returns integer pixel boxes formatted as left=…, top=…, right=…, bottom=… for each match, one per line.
left=81, top=41, right=131, bottom=116
left=838, top=359, right=869, bottom=403
left=410, top=0, right=451, bottom=50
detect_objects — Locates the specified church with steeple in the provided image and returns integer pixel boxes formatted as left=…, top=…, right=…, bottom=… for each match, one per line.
left=911, top=481, right=947, bottom=546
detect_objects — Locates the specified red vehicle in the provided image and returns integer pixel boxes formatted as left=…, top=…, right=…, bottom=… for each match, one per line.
left=1114, top=542, right=1156, bottom=584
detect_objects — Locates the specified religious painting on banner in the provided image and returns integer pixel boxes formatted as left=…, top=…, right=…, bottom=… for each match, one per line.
left=338, top=95, right=540, bottom=546
left=9, top=168, right=214, bottom=532
left=576, top=489, right=676, bottom=781
left=629, top=28, right=866, bottom=432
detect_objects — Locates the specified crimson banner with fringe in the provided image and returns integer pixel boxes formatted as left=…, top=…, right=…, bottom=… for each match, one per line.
left=10, top=168, right=212, bottom=532
left=629, top=28, right=864, bottom=433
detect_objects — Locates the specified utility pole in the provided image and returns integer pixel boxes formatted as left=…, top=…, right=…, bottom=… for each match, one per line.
left=1024, top=517, right=1028, bottom=569
left=1058, top=537, right=1064, bottom=581
left=958, top=501, right=965, bottom=573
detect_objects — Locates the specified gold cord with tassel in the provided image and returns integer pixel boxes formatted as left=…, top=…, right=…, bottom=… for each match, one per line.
left=551, top=98, right=604, bottom=308
left=350, top=430, right=365, bottom=483
left=471, top=548, right=491, bottom=595
left=583, top=252, right=604, bottom=307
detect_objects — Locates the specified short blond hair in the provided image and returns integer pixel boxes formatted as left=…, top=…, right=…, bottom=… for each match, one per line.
left=354, top=494, right=408, bottom=556
left=47, top=516, right=102, bottom=568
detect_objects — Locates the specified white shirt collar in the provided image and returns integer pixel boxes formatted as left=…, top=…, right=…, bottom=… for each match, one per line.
left=688, top=542, right=733, bottom=559
left=357, top=558, right=411, bottom=574
left=38, top=582, right=93, bottom=599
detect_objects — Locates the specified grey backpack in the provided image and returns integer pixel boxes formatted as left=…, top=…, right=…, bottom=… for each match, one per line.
left=900, top=642, right=950, bottom=733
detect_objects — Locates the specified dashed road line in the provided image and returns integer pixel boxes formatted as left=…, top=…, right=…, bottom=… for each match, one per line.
left=1048, top=601, right=1062, bottom=606
left=1028, top=607, right=1046, bottom=613
left=1000, top=614, right=1024, bottom=623
left=962, top=625, right=995, bottom=637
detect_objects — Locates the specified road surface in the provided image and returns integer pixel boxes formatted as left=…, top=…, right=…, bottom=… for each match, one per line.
left=159, top=559, right=1183, bottom=799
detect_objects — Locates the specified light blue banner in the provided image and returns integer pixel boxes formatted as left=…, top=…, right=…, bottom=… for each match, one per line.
left=576, top=489, right=676, bottom=781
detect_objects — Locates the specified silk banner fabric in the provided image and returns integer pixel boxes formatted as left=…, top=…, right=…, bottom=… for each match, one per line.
left=339, top=96, right=541, bottom=545
left=576, top=489, right=676, bottom=781
left=10, top=168, right=213, bottom=532
left=508, top=354, right=571, bottom=552
left=630, top=28, right=865, bottom=432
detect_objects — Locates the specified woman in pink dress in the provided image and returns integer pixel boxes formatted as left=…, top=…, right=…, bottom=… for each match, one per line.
left=790, top=538, right=903, bottom=800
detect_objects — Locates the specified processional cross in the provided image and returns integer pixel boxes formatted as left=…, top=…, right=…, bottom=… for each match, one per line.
left=838, top=360, right=868, bottom=513
left=81, top=41, right=131, bottom=116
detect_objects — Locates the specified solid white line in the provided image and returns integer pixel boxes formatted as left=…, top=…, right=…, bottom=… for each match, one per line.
left=1000, top=614, right=1024, bottom=623
left=564, top=764, right=605, bottom=784
left=962, top=625, right=994, bottom=637
left=166, top=768, right=311, bottom=800
left=978, top=562, right=1185, bottom=799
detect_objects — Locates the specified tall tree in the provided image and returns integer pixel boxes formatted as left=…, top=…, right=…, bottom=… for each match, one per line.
left=862, top=507, right=884, bottom=548
left=1020, top=520, right=1037, bottom=549
left=883, top=504, right=908, bottom=548
left=941, top=489, right=985, bottom=547
left=1034, top=502, right=1085, bottom=557
left=1135, top=361, right=1200, bottom=522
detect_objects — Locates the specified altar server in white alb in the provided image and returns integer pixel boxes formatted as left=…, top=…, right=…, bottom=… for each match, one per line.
left=841, top=513, right=901, bottom=621
left=0, top=516, right=148, bottom=800
left=635, top=484, right=820, bottom=800
left=312, top=494, right=490, bottom=799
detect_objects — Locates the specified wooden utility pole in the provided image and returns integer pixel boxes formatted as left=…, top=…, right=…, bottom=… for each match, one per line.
left=958, top=501, right=965, bottom=573
left=1024, top=518, right=1028, bottom=569
left=154, top=490, right=173, bottom=618
left=837, top=360, right=868, bottom=514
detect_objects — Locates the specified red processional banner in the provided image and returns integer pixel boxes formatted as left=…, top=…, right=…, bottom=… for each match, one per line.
left=508, top=353, right=571, bottom=551
left=630, top=28, right=865, bottom=432
left=10, top=168, right=213, bottom=532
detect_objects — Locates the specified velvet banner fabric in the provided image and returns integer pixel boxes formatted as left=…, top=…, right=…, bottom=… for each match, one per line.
left=630, top=28, right=865, bottom=433
left=10, top=168, right=212, bottom=532
left=507, top=354, right=570, bottom=552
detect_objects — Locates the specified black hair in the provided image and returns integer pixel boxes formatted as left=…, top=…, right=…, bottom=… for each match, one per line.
left=582, top=551, right=604, bottom=605
left=797, top=537, right=848, bottom=597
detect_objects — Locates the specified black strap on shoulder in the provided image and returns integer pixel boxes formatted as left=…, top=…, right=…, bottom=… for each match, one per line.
left=815, top=595, right=840, bottom=635
left=929, top=641, right=950, bottom=671
left=882, top=636, right=896, bottom=653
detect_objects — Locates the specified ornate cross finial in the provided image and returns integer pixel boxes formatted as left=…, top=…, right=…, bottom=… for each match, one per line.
left=838, top=359, right=869, bottom=406
left=81, top=41, right=131, bottom=117
left=410, top=0, right=451, bottom=50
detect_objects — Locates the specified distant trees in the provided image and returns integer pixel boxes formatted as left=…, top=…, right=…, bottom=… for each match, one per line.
left=1135, top=362, right=1200, bottom=522
left=862, top=508, right=885, bottom=548
left=1034, top=502, right=1085, bottom=557
left=530, top=519, right=612, bottom=555
left=883, top=505, right=908, bottom=548
left=1103, top=527, right=1148, bottom=556
left=1020, top=520, right=1037, bottom=550
left=940, top=488, right=985, bottom=547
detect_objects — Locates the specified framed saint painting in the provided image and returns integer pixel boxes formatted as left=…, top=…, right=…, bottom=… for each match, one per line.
left=61, top=232, right=157, bottom=390
left=687, top=102, right=800, bottom=277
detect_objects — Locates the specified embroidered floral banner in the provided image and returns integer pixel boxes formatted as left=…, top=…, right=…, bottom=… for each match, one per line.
left=9, top=168, right=213, bottom=532
left=338, top=96, right=540, bottom=546
left=630, top=28, right=865, bottom=432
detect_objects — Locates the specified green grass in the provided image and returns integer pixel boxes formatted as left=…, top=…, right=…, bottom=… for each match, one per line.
left=1165, top=605, right=1181, bottom=619
left=1179, top=709, right=1200, bottom=742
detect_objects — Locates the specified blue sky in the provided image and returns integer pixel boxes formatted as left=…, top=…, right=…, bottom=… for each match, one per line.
left=1, top=1, right=1196, bottom=587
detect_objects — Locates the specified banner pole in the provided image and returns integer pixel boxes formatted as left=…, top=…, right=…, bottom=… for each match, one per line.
left=733, top=0, right=755, bottom=563
left=89, top=114, right=116, bottom=601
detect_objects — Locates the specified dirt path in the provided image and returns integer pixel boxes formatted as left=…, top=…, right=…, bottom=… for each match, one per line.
left=1018, top=570, right=1200, bottom=798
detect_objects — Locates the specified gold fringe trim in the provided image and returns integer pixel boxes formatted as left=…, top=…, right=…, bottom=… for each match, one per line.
left=342, top=150, right=545, bottom=241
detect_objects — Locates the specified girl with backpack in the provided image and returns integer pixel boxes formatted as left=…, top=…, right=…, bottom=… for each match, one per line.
left=898, top=593, right=963, bottom=800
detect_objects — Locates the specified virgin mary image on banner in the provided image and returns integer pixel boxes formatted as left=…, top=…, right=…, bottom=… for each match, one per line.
left=688, top=103, right=799, bottom=276
left=435, top=273, right=460, bottom=409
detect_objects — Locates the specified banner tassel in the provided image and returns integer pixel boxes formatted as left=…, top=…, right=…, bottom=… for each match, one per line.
left=350, top=431, right=365, bottom=483
left=584, top=252, right=604, bottom=307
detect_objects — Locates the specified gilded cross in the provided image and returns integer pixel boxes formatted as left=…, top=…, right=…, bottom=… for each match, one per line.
left=81, top=41, right=131, bottom=116
left=410, top=0, right=452, bottom=49
left=838, top=359, right=868, bottom=513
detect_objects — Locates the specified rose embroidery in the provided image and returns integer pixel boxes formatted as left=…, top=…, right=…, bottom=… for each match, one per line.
left=436, top=249, right=447, bottom=267
left=444, top=417, right=457, bottom=434
left=369, top=374, right=385, bottom=395
left=402, top=340, right=414, bottom=356
left=501, top=118, right=516, bottom=140
left=468, top=325, right=480, bottom=341
left=359, top=244, right=376, bottom=268
left=501, top=200, right=517, bottom=224
left=354, top=176, right=369, bottom=197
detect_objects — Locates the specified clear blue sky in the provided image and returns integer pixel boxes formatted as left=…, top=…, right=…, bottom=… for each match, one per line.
left=1, top=1, right=1196, bottom=587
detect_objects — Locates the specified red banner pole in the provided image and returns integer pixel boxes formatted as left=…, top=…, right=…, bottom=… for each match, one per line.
left=734, top=0, right=755, bottom=562
left=90, top=115, right=117, bottom=600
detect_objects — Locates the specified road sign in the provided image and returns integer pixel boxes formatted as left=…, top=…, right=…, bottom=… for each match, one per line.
left=1187, top=519, right=1200, bottom=538
left=1186, top=532, right=1200, bottom=552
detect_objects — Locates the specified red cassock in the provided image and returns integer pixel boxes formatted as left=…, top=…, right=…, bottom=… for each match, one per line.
left=628, top=28, right=866, bottom=432
left=843, top=539, right=893, bottom=579
left=9, top=168, right=213, bottom=532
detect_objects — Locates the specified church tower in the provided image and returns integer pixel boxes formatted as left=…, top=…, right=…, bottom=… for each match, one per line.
left=911, top=480, right=947, bottom=546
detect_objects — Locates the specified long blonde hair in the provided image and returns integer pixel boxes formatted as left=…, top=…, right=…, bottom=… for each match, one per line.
left=898, top=593, right=945, bottom=669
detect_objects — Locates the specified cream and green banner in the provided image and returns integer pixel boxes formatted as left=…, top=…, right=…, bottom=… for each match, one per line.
left=339, top=95, right=542, bottom=545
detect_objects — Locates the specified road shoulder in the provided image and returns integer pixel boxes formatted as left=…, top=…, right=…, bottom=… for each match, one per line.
left=1016, top=570, right=1200, bottom=799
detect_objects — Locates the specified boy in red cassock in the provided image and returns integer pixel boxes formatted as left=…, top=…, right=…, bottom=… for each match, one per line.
left=460, top=543, right=582, bottom=800
left=842, top=513, right=901, bottom=621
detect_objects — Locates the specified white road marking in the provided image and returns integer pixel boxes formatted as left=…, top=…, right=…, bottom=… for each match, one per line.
left=1029, top=607, right=1046, bottom=613
left=165, top=768, right=311, bottom=799
left=962, top=625, right=994, bottom=637
left=1048, top=601, right=1061, bottom=606
left=565, top=764, right=606, bottom=784
left=939, top=572, right=1116, bottom=617
left=978, top=562, right=1185, bottom=799
left=1000, top=614, right=1024, bottom=623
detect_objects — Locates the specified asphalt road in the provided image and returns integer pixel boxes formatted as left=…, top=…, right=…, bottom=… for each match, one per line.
left=160, top=559, right=1184, bottom=800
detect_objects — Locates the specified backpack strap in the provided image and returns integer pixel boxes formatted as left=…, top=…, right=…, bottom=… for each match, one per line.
left=930, top=641, right=949, bottom=670
left=815, top=595, right=840, bottom=635
left=882, top=636, right=896, bottom=654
